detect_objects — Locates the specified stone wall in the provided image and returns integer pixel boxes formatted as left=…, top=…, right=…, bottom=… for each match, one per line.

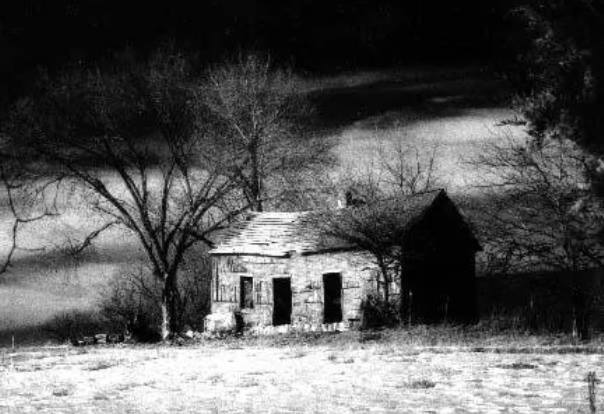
left=207, top=250, right=381, bottom=332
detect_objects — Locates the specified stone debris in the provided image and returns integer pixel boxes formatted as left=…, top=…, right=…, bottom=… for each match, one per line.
left=107, top=333, right=125, bottom=344
left=94, top=334, right=107, bottom=344
left=204, top=313, right=236, bottom=333
left=71, top=333, right=126, bottom=347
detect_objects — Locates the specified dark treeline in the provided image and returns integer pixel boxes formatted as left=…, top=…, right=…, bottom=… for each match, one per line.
left=0, top=0, right=520, bottom=107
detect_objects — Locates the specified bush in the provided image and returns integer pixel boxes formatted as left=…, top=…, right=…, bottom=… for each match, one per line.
left=360, top=295, right=400, bottom=329
left=99, top=255, right=211, bottom=342
left=99, top=268, right=161, bottom=343
left=176, top=254, right=212, bottom=332
left=43, top=310, right=105, bottom=343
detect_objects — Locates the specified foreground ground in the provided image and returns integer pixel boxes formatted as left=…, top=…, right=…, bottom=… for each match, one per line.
left=1, top=330, right=602, bottom=413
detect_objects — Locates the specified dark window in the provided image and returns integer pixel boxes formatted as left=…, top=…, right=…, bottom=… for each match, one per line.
left=323, top=273, right=343, bottom=323
left=240, top=276, right=254, bottom=309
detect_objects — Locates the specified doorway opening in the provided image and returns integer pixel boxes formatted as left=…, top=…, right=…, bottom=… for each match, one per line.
left=323, top=273, right=343, bottom=323
left=273, top=278, right=292, bottom=326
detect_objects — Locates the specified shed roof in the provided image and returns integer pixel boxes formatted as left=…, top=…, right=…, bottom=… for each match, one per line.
left=210, top=190, right=448, bottom=257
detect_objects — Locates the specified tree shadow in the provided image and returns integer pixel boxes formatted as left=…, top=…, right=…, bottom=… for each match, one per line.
left=0, top=242, right=145, bottom=286
left=0, top=324, right=52, bottom=347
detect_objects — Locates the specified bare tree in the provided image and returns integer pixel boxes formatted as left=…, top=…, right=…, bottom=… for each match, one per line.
left=318, top=141, right=443, bottom=321
left=378, top=139, right=441, bottom=195
left=202, top=52, right=335, bottom=211
left=5, top=49, right=246, bottom=340
left=317, top=197, right=404, bottom=303
left=470, top=136, right=604, bottom=338
left=473, top=137, right=604, bottom=272
left=338, top=136, right=442, bottom=206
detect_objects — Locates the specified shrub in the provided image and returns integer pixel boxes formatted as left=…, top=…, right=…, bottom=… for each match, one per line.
left=100, top=267, right=162, bottom=342
left=408, top=379, right=436, bottom=389
left=43, top=310, right=105, bottom=343
left=361, top=295, right=400, bottom=329
left=99, top=255, right=211, bottom=342
left=175, top=254, right=212, bottom=332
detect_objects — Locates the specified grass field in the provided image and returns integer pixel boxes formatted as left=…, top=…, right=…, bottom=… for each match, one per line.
left=1, top=328, right=602, bottom=413
left=0, top=65, right=526, bottom=345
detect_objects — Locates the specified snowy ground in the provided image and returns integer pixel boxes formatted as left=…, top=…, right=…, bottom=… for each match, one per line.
left=1, top=335, right=601, bottom=413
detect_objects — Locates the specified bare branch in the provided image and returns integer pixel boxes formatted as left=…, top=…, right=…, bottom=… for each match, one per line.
left=469, top=137, right=604, bottom=275
left=0, top=164, right=60, bottom=274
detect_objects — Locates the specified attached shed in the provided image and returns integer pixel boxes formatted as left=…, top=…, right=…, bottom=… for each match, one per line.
left=206, top=189, right=480, bottom=333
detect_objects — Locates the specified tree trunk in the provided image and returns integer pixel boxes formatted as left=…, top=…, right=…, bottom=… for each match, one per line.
left=400, top=281, right=410, bottom=325
left=572, top=295, right=591, bottom=341
left=250, top=142, right=262, bottom=212
left=383, top=276, right=390, bottom=303
left=160, top=272, right=179, bottom=341
left=570, top=271, right=592, bottom=341
left=376, top=258, right=390, bottom=303
left=161, top=296, right=170, bottom=341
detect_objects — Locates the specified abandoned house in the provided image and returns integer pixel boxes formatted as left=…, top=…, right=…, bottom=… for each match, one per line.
left=205, top=189, right=481, bottom=333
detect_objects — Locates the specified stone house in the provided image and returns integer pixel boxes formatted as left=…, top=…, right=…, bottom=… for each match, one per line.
left=205, top=190, right=480, bottom=332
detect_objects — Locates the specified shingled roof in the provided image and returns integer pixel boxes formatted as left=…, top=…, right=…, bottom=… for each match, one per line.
left=209, top=190, right=450, bottom=257
left=208, top=211, right=339, bottom=257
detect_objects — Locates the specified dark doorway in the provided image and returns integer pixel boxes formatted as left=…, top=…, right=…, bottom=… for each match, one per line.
left=273, top=278, right=292, bottom=326
left=323, top=273, right=343, bottom=323
left=240, top=276, right=254, bottom=309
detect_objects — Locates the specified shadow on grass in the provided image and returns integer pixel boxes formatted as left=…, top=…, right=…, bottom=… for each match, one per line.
left=307, top=75, right=511, bottom=133
left=0, top=241, right=146, bottom=292
left=6, top=242, right=145, bottom=271
left=0, top=307, right=110, bottom=348
left=0, top=325, right=53, bottom=348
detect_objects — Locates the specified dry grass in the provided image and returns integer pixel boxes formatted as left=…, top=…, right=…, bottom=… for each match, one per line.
left=0, top=329, right=601, bottom=413
left=199, top=325, right=604, bottom=353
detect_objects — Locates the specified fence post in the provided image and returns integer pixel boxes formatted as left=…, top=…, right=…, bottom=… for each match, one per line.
left=408, top=290, right=413, bottom=326
left=588, top=371, right=597, bottom=413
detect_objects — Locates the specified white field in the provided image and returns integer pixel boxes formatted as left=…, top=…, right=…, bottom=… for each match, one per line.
left=335, top=107, right=524, bottom=191
left=0, top=339, right=599, bottom=413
